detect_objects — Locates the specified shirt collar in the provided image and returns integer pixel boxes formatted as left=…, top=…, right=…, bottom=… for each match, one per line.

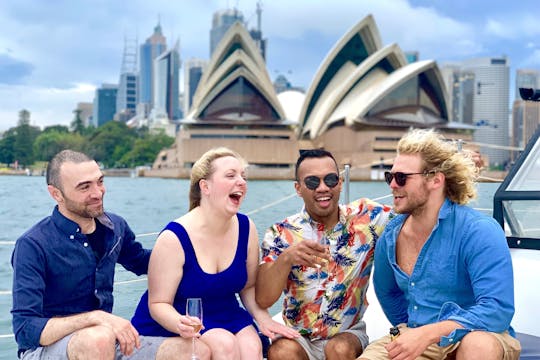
left=51, top=205, right=114, bottom=235
left=299, top=204, right=347, bottom=230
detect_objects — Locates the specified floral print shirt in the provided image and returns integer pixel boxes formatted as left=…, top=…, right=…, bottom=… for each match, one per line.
left=261, top=198, right=393, bottom=339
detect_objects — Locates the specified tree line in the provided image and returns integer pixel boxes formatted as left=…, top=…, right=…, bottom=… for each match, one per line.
left=0, top=109, right=175, bottom=169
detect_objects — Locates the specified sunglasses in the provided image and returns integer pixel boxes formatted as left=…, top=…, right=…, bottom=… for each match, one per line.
left=384, top=171, right=433, bottom=187
left=303, top=173, right=340, bottom=190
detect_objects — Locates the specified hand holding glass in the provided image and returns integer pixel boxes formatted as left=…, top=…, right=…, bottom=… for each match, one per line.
left=186, top=298, right=203, bottom=360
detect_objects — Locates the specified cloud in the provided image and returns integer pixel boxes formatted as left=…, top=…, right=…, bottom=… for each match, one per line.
left=0, top=54, right=33, bottom=84
left=0, top=83, right=95, bottom=131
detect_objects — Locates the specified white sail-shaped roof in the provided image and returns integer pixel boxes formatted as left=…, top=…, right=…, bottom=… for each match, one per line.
left=299, top=15, right=383, bottom=132
left=188, top=21, right=285, bottom=123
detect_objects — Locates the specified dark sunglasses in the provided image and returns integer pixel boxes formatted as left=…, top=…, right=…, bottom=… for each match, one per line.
left=303, top=173, right=340, bottom=190
left=384, top=171, right=433, bottom=187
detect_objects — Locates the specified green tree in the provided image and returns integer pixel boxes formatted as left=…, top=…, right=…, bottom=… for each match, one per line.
left=0, top=128, right=16, bottom=165
left=13, top=110, right=41, bottom=166
left=71, top=109, right=86, bottom=134
left=118, top=132, right=174, bottom=167
left=84, top=121, right=136, bottom=167
left=33, top=131, right=85, bottom=161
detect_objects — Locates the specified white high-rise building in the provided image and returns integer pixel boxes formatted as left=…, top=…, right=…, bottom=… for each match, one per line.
left=462, top=57, right=510, bottom=167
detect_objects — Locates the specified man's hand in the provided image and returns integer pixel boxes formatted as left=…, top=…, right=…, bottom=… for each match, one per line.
left=256, top=315, right=300, bottom=341
left=284, top=240, right=330, bottom=268
left=385, top=326, right=433, bottom=360
left=93, top=310, right=141, bottom=356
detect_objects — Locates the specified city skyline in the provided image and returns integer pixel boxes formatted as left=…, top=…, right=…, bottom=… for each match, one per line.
left=1, top=0, right=540, bottom=131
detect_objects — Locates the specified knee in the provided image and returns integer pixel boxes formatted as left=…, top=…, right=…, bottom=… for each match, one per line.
left=69, top=326, right=116, bottom=357
left=267, top=339, right=306, bottom=360
left=458, top=331, right=503, bottom=359
left=208, top=330, right=239, bottom=357
left=325, top=334, right=362, bottom=358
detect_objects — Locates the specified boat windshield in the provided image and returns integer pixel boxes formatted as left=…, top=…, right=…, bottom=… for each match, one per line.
left=494, top=127, right=540, bottom=247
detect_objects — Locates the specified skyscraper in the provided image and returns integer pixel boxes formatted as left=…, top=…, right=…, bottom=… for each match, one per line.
left=139, top=21, right=167, bottom=117
left=515, top=69, right=540, bottom=100
left=184, top=58, right=207, bottom=115
left=116, top=36, right=138, bottom=122
left=462, top=57, right=510, bottom=167
left=440, top=64, right=475, bottom=124
left=152, top=40, right=181, bottom=121
left=92, top=84, right=118, bottom=127
left=210, top=9, right=244, bottom=57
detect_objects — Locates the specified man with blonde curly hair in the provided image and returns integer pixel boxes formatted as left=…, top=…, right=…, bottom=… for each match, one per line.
left=359, top=129, right=521, bottom=360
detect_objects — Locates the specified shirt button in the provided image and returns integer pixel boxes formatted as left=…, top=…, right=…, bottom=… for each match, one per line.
left=413, top=305, right=418, bottom=310
left=69, top=235, right=75, bottom=240
left=76, top=228, right=80, bottom=232
left=411, top=282, right=415, bottom=287
left=83, top=242, right=88, bottom=247
left=94, top=289, right=98, bottom=294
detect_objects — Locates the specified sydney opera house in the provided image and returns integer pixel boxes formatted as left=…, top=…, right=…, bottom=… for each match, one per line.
left=147, top=15, right=476, bottom=180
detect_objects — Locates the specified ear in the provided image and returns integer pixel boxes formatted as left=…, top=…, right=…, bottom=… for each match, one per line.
left=294, top=181, right=301, bottom=196
left=431, top=171, right=445, bottom=190
left=47, top=185, right=63, bottom=203
left=199, top=178, right=209, bottom=195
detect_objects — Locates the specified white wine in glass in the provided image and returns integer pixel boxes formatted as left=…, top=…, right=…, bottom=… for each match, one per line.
left=186, top=298, right=203, bottom=360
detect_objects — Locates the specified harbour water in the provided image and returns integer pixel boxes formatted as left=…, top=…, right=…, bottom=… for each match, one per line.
left=0, top=175, right=500, bottom=358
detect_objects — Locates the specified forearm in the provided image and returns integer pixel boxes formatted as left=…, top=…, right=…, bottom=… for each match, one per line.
left=39, top=310, right=104, bottom=346
left=241, top=286, right=273, bottom=323
left=420, top=320, right=463, bottom=345
left=255, top=258, right=291, bottom=308
left=149, top=303, right=182, bottom=335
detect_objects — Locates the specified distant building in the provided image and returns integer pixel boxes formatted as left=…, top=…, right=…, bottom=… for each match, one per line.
left=139, top=21, right=167, bottom=118
left=184, top=58, right=207, bottom=115
left=512, top=98, right=540, bottom=162
left=116, top=36, right=138, bottom=122
left=440, top=64, right=475, bottom=124
left=92, top=84, right=118, bottom=127
left=515, top=69, right=540, bottom=100
left=461, top=57, right=510, bottom=167
left=152, top=41, right=181, bottom=122
left=210, top=9, right=244, bottom=57
left=76, top=102, right=93, bottom=127
left=149, top=16, right=475, bottom=180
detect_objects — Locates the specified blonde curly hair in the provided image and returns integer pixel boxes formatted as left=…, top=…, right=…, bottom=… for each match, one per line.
left=397, top=128, right=478, bottom=205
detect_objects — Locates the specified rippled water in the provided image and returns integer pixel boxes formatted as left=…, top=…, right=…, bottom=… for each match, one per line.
left=0, top=175, right=500, bottom=358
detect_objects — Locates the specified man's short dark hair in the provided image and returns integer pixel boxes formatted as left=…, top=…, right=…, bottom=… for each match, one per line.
left=46, top=150, right=93, bottom=190
left=295, top=149, right=338, bottom=180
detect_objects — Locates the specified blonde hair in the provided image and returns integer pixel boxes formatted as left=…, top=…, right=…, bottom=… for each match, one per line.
left=397, top=128, right=478, bottom=205
left=189, top=147, right=247, bottom=210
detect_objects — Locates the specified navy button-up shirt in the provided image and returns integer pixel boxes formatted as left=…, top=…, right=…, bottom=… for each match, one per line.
left=11, top=206, right=150, bottom=352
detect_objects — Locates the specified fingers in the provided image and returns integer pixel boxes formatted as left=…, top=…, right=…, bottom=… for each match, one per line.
left=176, top=315, right=202, bottom=338
left=117, top=323, right=140, bottom=356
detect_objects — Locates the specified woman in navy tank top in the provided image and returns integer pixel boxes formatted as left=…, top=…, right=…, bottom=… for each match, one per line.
left=131, top=147, right=298, bottom=359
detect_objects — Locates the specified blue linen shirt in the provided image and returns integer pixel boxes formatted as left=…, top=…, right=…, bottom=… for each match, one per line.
left=374, top=199, right=515, bottom=346
left=11, top=206, right=150, bottom=353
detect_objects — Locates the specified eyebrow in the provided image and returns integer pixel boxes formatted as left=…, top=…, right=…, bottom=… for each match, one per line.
left=75, top=175, right=104, bottom=189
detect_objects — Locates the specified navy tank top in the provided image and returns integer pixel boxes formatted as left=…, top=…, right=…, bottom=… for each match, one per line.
left=131, top=213, right=254, bottom=336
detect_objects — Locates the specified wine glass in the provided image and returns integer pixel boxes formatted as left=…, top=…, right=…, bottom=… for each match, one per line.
left=317, top=235, right=328, bottom=288
left=186, top=298, right=203, bottom=360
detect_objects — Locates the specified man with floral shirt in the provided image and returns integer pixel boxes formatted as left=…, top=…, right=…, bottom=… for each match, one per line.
left=256, top=149, right=393, bottom=360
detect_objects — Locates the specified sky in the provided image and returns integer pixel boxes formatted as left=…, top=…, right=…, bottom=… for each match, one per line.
left=1, top=0, right=540, bottom=132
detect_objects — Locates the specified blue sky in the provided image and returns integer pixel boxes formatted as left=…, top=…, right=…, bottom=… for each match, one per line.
left=1, top=0, right=540, bottom=131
